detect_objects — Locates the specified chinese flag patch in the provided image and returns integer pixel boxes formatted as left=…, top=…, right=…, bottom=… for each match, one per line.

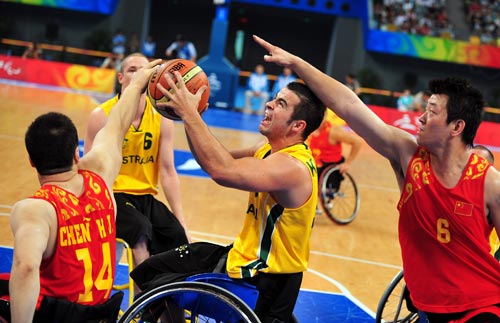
left=454, top=201, right=473, bottom=216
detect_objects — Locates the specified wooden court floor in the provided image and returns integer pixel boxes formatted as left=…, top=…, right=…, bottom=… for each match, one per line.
left=2, top=82, right=497, bottom=317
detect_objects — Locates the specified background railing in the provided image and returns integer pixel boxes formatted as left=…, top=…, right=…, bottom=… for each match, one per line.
left=2, top=38, right=500, bottom=122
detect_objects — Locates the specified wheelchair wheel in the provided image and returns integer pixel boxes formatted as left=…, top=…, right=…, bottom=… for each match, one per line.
left=319, top=164, right=360, bottom=224
left=0, top=299, right=10, bottom=323
left=375, top=270, right=419, bottom=323
left=117, top=281, right=260, bottom=323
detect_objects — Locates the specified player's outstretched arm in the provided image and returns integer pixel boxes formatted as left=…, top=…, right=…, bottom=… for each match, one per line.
left=80, top=59, right=162, bottom=187
left=252, top=35, right=412, bottom=162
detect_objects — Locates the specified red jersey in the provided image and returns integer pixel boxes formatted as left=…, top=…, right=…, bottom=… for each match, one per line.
left=308, top=123, right=342, bottom=167
left=398, top=147, right=500, bottom=313
left=32, top=170, right=116, bottom=305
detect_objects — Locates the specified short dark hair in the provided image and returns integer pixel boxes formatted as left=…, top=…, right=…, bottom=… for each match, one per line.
left=286, top=82, right=326, bottom=139
left=25, top=112, right=78, bottom=175
left=428, top=77, right=484, bottom=147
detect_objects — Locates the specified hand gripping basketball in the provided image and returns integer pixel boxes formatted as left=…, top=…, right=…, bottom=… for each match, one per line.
left=147, top=59, right=210, bottom=120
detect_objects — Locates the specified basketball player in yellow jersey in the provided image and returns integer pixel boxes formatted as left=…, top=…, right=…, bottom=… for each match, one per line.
left=131, top=77, right=326, bottom=323
left=84, top=53, right=189, bottom=271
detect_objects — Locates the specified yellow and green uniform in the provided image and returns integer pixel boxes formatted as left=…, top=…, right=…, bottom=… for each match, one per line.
left=98, top=96, right=188, bottom=253
left=100, top=95, right=161, bottom=195
left=227, top=143, right=318, bottom=279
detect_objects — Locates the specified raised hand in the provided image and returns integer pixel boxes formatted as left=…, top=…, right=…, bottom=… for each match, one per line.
left=252, top=35, right=298, bottom=68
left=156, top=71, right=208, bottom=120
left=130, top=58, right=163, bottom=93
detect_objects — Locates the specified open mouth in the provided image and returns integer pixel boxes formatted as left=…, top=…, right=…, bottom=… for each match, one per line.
left=261, top=113, right=271, bottom=124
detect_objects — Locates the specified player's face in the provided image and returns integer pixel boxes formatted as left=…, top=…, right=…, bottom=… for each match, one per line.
left=416, top=94, right=450, bottom=148
left=118, top=56, right=149, bottom=90
left=259, top=87, right=300, bottom=139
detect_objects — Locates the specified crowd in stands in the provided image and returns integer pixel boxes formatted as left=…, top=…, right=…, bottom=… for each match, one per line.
left=373, top=0, right=455, bottom=39
left=465, top=0, right=500, bottom=45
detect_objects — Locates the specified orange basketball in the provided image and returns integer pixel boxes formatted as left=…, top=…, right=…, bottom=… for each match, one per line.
left=147, top=59, right=210, bottom=120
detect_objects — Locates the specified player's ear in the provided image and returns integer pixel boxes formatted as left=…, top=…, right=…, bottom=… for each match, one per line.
left=293, top=120, right=306, bottom=131
left=451, top=119, right=465, bottom=137
left=74, top=147, right=80, bottom=164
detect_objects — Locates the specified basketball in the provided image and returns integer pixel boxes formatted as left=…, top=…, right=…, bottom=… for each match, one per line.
left=147, top=59, right=210, bottom=120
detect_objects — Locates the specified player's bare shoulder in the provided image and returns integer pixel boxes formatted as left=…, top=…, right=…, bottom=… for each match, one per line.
left=485, top=165, right=500, bottom=210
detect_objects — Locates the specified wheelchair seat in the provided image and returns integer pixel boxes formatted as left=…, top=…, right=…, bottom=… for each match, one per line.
left=185, top=273, right=259, bottom=309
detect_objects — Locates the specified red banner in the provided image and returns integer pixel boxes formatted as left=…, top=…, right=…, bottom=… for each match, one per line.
left=368, top=105, right=500, bottom=148
left=0, top=55, right=115, bottom=94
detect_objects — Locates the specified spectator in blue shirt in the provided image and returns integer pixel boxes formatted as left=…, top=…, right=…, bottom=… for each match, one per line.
left=397, top=88, right=414, bottom=112
left=142, top=35, right=156, bottom=58
left=112, top=29, right=126, bottom=55
left=272, top=67, right=297, bottom=98
left=165, top=34, right=197, bottom=61
left=244, top=64, right=269, bottom=115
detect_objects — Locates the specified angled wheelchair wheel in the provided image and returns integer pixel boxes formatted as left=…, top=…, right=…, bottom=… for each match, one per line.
left=319, top=164, right=360, bottom=224
left=117, top=281, right=260, bottom=323
left=376, top=270, right=420, bottom=323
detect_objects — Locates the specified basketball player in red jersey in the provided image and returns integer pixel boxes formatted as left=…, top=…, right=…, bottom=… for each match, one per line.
left=6, top=59, right=161, bottom=323
left=307, top=113, right=362, bottom=179
left=254, top=35, right=500, bottom=322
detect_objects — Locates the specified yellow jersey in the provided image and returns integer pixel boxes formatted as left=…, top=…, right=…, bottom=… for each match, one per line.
left=227, top=143, right=318, bottom=278
left=100, top=95, right=162, bottom=195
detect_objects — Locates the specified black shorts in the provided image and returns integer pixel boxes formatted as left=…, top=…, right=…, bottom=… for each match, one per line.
left=114, top=193, right=188, bottom=255
left=130, top=242, right=302, bottom=323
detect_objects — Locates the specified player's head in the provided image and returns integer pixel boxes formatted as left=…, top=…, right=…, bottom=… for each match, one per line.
left=118, top=52, right=149, bottom=92
left=286, top=82, right=326, bottom=139
left=428, top=77, right=484, bottom=147
left=25, top=112, right=78, bottom=175
left=473, top=144, right=494, bottom=164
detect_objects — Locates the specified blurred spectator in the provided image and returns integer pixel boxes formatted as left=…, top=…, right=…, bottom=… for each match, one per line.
left=272, top=67, right=297, bottom=98
left=100, top=52, right=123, bottom=95
left=410, top=90, right=431, bottom=112
left=165, top=34, right=197, bottom=61
left=372, top=1, right=455, bottom=39
left=397, top=88, right=414, bottom=112
left=112, top=29, right=126, bottom=55
left=127, top=32, right=140, bottom=54
left=101, top=52, right=123, bottom=70
left=22, top=42, right=42, bottom=59
left=244, top=64, right=269, bottom=115
left=142, top=35, right=156, bottom=58
left=480, top=28, right=495, bottom=45
left=345, top=73, right=361, bottom=96
left=465, top=0, right=500, bottom=42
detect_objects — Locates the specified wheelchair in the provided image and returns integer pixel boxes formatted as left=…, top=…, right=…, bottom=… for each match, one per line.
left=118, top=272, right=299, bottom=323
left=375, top=270, right=421, bottom=323
left=318, top=164, right=360, bottom=224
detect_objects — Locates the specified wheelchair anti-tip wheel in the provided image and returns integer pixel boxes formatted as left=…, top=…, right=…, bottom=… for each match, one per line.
left=319, top=164, right=360, bottom=224
left=375, top=270, right=420, bottom=323
left=117, top=281, right=260, bottom=323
